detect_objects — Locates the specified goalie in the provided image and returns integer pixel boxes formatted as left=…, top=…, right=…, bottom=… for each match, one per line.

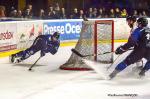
left=11, top=32, right=60, bottom=63
left=109, top=17, right=150, bottom=79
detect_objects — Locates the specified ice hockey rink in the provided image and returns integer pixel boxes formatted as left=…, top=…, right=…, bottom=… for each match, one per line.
left=0, top=43, right=150, bottom=99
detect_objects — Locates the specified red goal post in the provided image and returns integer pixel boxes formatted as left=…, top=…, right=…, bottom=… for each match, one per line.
left=94, top=20, right=114, bottom=61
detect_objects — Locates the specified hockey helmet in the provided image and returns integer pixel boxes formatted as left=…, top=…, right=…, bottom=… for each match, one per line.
left=126, top=16, right=136, bottom=22
left=53, top=32, right=60, bottom=39
left=137, top=17, right=148, bottom=27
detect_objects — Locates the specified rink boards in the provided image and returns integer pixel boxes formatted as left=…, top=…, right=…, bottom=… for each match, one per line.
left=1, top=18, right=150, bottom=57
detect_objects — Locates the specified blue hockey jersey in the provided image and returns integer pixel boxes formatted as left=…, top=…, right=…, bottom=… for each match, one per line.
left=41, top=34, right=60, bottom=55
left=122, top=27, right=144, bottom=50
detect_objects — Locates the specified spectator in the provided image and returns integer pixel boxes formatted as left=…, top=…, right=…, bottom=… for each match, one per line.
left=102, top=7, right=108, bottom=18
left=0, top=6, right=6, bottom=17
left=27, top=4, right=33, bottom=15
left=54, top=4, right=61, bottom=19
left=86, top=7, right=93, bottom=18
left=27, top=4, right=33, bottom=17
left=17, top=10, right=23, bottom=18
left=93, top=8, right=98, bottom=18
left=9, top=6, right=15, bottom=17
left=109, top=8, right=115, bottom=18
left=71, top=8, right=79, bottom=19
left=121, top=8, right=128, bottom=18
left=38, top=9, right=45, bottom=19
left=28, top=4, right=32, bottom=11
left=133, top=10, right=138, bottom=17
left=115, top=7, right=121, bottom=18
left=24, top=9, right=33, bottom=18
left=60, top=7, right=66, bottom=19
left=10, top=9, right=17, bottom=18
left=2, top=1, right=150, bottom=19
left=47, top=6, right=56, bottom=19
left=97, top=8, right=104, bottom=18
left=79, top=9, right=85, bottom=19
left=54, top=3, right=60, bottom=12
left=142, top=11, right=147, bottom=17
left=23, top=4, right=33, bottom=18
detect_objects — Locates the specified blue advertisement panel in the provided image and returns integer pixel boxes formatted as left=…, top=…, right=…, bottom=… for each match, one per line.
left=43, top=21, right=82, bottom=40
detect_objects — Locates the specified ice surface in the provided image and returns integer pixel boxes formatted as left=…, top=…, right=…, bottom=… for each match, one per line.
left=0, top=44, right=150, bottom=99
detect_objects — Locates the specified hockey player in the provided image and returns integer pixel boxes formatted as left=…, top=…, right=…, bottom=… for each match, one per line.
left=126, top=16, right=143, bottom=71
left=126, top=15, right=137, bottom=29
left=109, top=17, right=150, bottom=79
left=11, top=32, right=60, bottom=63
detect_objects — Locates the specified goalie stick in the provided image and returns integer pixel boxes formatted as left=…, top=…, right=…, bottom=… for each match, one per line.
left=71, top=48, right=113, bottom=58
left=71, top=48, right=133, bottom=71
left=28, top=56, right=41, bottom=71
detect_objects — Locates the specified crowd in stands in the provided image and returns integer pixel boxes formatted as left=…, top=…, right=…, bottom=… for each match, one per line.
left=0, top=2, right=149, bottom=20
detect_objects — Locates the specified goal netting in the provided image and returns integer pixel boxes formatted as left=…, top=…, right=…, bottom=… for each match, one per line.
left=60, top=20, right=114, bottom=70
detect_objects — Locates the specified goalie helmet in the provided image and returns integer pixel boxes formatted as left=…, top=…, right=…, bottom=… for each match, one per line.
left=53, top=32, right=60, bottom=39
left=126, top=16, right=136, bottom=22
left=137, top=17, right=148, bottom=27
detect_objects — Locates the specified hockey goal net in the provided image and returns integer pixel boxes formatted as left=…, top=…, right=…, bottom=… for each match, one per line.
left=60, top=20, right=114, bottom=70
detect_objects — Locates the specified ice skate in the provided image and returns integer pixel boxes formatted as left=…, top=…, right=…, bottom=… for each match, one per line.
left=14, top=57, right=22, bottom=63
left=108, top=70, right=120, bottom=80
left=138, top=70, right=146, bottom=78
left=10, top=54, right=17, bottom=63
left=10, top=54, right=22, bottom=63
left=132, top=66, right=143, bottom=75
left=134, top=66, right=143, bottom=71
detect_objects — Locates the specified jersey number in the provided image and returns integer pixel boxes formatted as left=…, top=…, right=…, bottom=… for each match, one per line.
left=146, top=34, right=150, bottom=40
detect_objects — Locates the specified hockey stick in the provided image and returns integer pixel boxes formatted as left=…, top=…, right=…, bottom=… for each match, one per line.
left=28, top=56, right=41, bottom=71
left=106, top=54, right=121, bottom=70
left=72, top=48, right=133, bottom=71
left=71, top=48, right=113, bottom=58
left=106, top=48, right=133, bottom=70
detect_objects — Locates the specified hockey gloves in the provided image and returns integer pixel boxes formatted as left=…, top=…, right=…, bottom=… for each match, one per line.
left=115, top=46, right=126, bottom=54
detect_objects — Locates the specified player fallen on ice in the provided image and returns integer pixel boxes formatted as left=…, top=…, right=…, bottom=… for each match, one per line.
left=109, top=17, right=150, bottom=79
left=126, top=16, right=143, bottom=72
left=11, top=32, right=60, bottom=63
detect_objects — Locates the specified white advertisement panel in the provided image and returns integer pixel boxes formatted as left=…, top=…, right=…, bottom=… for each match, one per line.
left=17, top=21, right=43, bottom=49
left=0, top=22, right=17, bottom=52
left=90, top=18, right=131, bottom=40
left=113, top=18, right=131, bottom=40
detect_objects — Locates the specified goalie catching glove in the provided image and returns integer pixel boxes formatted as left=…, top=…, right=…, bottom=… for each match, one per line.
left=115, top=46, right=126, bottom=54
